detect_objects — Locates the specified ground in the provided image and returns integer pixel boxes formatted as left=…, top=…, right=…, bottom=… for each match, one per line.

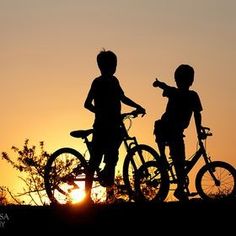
left=0, top=198, right=235, bottom=234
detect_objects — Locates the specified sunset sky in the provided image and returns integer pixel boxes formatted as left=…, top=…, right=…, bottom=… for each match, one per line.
left=0, top=0, right=235, bottom=201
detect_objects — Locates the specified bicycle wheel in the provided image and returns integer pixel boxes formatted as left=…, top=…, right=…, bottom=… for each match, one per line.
left=134, top=161, right=169, bottom=202
left=122, top=144, right=160, bottom=199
left=44, top=148, right=87, bottom=204
left=195, top=161, right=236, bottom=200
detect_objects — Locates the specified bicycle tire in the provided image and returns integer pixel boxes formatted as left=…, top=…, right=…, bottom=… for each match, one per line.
left=122, top=144, right=160, bottom=200
left=195, top=161, right=236, bottom=200
left=44, top=148, right=87, bottom=204
left=134, top=160, right=170, bottom=202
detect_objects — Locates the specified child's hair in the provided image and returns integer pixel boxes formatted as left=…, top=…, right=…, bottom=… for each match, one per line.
left=97, top=49, right=117, bottom=74
left=174, top=64, right=194, bottom=87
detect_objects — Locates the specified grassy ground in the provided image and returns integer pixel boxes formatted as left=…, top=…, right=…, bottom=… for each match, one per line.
left=0, top=198, right=235, bottom=234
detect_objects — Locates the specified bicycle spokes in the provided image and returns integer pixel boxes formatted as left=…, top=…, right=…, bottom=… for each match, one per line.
left=196, top=161, right=236, bottom=200
left=207, top=168, right=232, bottom=196
left=136, top=164, right=163, bottom=201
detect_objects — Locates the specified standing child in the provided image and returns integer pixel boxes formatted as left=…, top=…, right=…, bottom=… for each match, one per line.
left=84, top=49, right=145, bottom=203
left=153, top=64, right=204, bottom=201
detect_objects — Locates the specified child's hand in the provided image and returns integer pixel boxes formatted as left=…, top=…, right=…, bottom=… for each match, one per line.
left=153, top=78, right=159, bottom=87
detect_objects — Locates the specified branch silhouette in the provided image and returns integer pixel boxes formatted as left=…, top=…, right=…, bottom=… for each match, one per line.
left=1, top=139, right=50, bottom=205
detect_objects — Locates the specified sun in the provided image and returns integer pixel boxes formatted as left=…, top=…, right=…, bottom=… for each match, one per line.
left=69, top=188, right=86, bottom=204
left=69, top=182, right=107, bottom=204
left=53, top=181, right=107, bottom=204
left=67, top=181, right=87, bottom=204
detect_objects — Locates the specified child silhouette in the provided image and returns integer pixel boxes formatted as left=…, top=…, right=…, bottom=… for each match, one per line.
left=153, top=64, right=203, bottom=201
left=84, top=49, right=145, bottom=203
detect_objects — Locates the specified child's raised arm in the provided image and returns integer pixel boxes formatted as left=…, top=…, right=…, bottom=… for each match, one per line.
left=153, top=78, right=168, bottom=90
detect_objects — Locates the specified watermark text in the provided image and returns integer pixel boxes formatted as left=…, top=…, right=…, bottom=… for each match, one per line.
left=0, top=213, right=10, bottom=228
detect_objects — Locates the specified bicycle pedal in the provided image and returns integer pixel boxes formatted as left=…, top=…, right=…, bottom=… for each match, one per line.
left=189, top=192, right=198, bottom=197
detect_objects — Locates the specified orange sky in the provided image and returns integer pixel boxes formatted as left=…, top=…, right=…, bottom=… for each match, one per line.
left=0, top=1, right=235, bottom=201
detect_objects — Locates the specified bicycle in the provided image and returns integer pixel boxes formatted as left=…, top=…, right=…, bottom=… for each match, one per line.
left=134, top=126, right=236, bottom=202
left=44, top=109, right=160, bottom=204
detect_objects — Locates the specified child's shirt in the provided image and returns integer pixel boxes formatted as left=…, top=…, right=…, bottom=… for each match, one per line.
left=161, top=86, right=203, bottom=131
left=88, top=75, right=124, bottom=129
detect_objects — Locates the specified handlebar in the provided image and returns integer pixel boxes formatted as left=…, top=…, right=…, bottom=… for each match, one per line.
left=199, top=126, right=213, bottom=140
left=121, top=109, right=146, bottom=120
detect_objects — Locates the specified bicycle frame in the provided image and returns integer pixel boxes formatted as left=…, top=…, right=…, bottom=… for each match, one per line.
left=71, top=111, right=146, bottom=180
left=120, top=116, right=148, bottom=170
left=185, top=140, right=209, bottom=174
left=166, top=128, right=212, bottom=186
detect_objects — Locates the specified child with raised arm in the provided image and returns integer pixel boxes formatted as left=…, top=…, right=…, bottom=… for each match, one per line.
left=84, top=49, right=145, bottom=203
left=153, top=64, right=203, bottom=201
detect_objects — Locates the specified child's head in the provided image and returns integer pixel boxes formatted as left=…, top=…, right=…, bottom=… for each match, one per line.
left=174, top=64, right=194, bottom=89
left=97, top=49, right=117, bottom=75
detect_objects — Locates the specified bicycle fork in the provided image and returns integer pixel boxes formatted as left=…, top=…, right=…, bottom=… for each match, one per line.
left=125, top=137, right=147, bottom=171
left=201, top=151, right=221, bottom=186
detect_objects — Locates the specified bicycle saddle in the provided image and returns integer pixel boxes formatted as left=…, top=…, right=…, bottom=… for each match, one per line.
left=70, top=129, right=93, bottom=138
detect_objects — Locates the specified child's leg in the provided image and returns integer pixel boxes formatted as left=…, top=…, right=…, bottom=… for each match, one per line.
left=102, top=147, right=119, bottom=187
left=102, top=131, right=122, bottom=187
left=154, top=119, right=168, bottom=162
left=85, top=134, right=103, bottom=200
left=169, top=136, right=188, bottom=199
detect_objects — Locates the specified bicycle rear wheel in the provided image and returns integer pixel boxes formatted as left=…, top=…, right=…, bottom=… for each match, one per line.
left=44, top=148, right=87, bottom=204
left=134, top=161, right=169, bottom=202
left=122, top=144, right=160, bottom=200
left=195, top=161, right=236, bottom=200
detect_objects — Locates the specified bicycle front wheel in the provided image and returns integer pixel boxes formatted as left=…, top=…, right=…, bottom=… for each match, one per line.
left=195, top=161, right=236, bottom=200
left=123, top=144, right=160, bottom=200
left=44, top=148, right=87, bottom=204
left=134, top=161, right=169, bottom=202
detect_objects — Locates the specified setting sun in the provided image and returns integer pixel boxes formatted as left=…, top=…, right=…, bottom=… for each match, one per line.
left=69, top=188, right=86, bottom=204
left=66, top=182, right=106, bottom=204
left=67, top=181, right=87, bottom=204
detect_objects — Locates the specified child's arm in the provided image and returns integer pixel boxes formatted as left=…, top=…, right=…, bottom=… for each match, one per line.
left=194, top=111, right=203, bottom=140
left=84, top=89, right=96, bottom=113
left=153, top=78, right=169, bottom=90
left=121, top=95, right=146, bottom=114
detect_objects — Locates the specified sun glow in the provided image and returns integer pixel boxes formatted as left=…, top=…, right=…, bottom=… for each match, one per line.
left=69, top=188, right=86, bottom=204
left=68, top=182, right=106, bottom=204
left=67, top=181, right=86, bottom=204
left=53, top=181, right=107, bottom=205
